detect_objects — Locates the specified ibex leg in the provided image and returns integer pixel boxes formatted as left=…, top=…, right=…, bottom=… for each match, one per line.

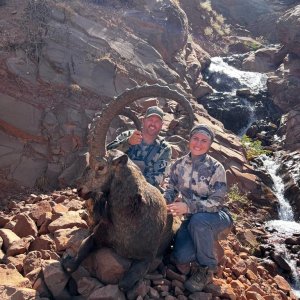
left=119, top=259, right=151, bottom=292
left=62, top=233, right=96, bottom=273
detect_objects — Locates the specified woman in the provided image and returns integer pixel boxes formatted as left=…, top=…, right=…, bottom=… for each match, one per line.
left=164, top=124, right=233, bottom=293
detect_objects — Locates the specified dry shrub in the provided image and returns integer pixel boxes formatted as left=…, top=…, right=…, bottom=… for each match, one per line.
left=22, top=0, right=50, bottom=61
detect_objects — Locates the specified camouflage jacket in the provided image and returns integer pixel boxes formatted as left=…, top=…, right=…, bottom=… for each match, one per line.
left=164, top=153, right=227, bottom=213
left=107, top=130, right=172, bottom=187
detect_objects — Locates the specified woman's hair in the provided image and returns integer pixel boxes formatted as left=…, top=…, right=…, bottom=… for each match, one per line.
left=190, top=124, right=215, bottom=142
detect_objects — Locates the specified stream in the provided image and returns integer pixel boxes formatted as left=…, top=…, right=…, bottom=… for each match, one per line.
left=201, top=56, right=300, bottom=297
left=263, top=155, right=300, bottom=297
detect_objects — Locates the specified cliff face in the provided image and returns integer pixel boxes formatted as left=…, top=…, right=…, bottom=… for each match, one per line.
left=0, top=0, right=205, bottom=195
left=0, top=0, right=256, bottom=199
left=210, top=0, right=298, bottom=42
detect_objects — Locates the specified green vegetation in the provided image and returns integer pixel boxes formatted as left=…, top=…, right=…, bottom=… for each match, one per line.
left=230, top=213, right=238, bottom=221
left=227, top=183, right=248, bottom=204
left=243, top=40, right=262, bottom=51
left=241, top=135, right=272, bottom=160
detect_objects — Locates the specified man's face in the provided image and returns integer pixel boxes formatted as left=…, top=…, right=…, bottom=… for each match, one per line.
left=142, top=115, right=163, bottom=137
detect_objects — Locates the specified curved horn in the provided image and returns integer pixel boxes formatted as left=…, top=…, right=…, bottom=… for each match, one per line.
left=89, top=84, right=195, bottom=166
left=120, top=107, right=141, bottom=131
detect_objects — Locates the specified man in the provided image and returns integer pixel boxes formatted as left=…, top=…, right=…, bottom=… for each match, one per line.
left=107, top=106, right=172, bottom=188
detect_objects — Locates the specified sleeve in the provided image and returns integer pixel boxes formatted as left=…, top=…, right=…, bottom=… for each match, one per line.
left=106, top=130, right=133, bottom=153
left=163, top=160, right=180, bottom=204
left=145, top=144, right=172, bottom=188
left=184, top=163, right=227, bottom=213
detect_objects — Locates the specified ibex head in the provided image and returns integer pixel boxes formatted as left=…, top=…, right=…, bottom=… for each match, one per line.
left=78, top=149, right=129, bottom=199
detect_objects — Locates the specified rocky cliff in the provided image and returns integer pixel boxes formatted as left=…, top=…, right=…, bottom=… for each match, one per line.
left=0, top=0, right=265, bottom=202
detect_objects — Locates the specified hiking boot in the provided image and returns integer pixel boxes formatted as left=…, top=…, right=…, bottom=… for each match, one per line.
left=184, top=265, right=213, bottom=293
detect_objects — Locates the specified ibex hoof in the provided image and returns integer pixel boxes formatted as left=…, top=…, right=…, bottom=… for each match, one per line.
left=61, top=255, right=79, bottom=274
left=119, top=278, right=136, bottom=292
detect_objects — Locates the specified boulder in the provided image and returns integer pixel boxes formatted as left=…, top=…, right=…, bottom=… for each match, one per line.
left=43, top=260, right=70, bottom=298
left=29, top=235, right=56, bottom=252
left=76, top=276, right=104, bottom=298
left=0, top=286, right=40, bottom=300
left=242, top=47, right=287, bottom=73
left=88, top=284, right=126, bottom=300
left=273, top=275, right=292, bottom=293
left=12, top=213, right=38, bottom=238
left=277, top=5, right=300, bottom=55
left=285, top=109, right=300, bottom=152
left=48, top=211, right=88, bottom=232
left=53, top=227, right=90, bottom=253
left=6, top=236, right=34, bottom=256
left=0, top=264, right=31, bottom=288
left=277, top=151, right=300, bottom=219
left=83, top=247, right=131, bottom=285
left=0, top=228, right=20, bottom=251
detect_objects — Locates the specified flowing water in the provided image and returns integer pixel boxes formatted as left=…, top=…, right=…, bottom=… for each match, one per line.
left=262, top=156, right=300, bottom=297
left=203, top=56, right=300, bottom=297
left=202, top=56, right=280, bottom=136
left=206, top=57, right=268, bottom=94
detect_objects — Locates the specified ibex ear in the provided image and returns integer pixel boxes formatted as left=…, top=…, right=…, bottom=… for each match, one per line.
left=112, top=154, right=128, bottom=166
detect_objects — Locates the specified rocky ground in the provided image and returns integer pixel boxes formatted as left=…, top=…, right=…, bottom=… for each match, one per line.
left=0, top=187, right=298, bottom=300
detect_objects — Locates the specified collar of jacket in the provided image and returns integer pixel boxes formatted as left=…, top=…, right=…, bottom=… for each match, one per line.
left=188, top=152, right=207, bottom=163
left=141, top=135, right=163, bottom=146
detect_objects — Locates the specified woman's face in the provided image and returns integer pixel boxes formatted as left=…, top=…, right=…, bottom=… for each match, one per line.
left=189, top=132, right=212, bottom=157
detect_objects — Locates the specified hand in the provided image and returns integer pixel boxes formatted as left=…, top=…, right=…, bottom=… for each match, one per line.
left=167, top=202, right=188, bottom=217
left=174, top=195, right=183, bottom=202
left=128, top=130, right=143, bottom=145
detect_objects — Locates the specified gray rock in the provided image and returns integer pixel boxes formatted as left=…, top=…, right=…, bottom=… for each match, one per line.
left=277, top=5, right=300, bottom=55
left=11, top=156, right=48, bottom=187
left=0, top=93, right=42, bottom=136
left=88, top=284, right=126, bottom=300
left=43, top=260, right=70, bottom=298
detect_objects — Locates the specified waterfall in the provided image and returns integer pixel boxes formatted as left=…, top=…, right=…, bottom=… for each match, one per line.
left=202, top=57, right=299, bottom=295
left=205, top=57, right=268, bottom=94
left=262, top=155, right=300, bottom=297
left=263, top=156, right=294, bottom=221
left=237, top=98, right=257, bottom=137
left=201, top=56, right=280, bottom=136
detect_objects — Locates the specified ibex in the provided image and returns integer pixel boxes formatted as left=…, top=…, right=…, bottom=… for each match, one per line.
left=62, top=84, right=195, bottom=291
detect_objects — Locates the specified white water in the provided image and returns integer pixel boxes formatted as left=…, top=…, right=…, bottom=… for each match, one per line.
left=205, top=56, right=267, bottom=136
left=263, top=157, right=294, bottom=221
left=262, top=156, right=300, bottom=297
left=237, top=98, right=257, bottom=137
left=208, top=57, right=268, bottom=94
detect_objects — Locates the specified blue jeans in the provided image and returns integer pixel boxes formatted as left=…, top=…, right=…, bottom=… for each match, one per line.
left=173, top=210, right=233, bottom=270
